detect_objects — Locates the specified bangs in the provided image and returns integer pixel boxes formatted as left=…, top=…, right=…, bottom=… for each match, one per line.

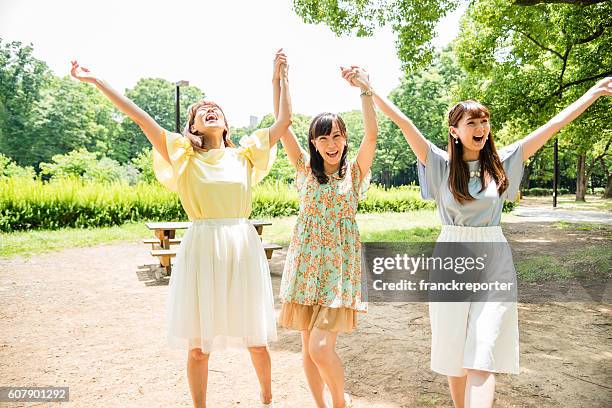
left=310, top=113, right=346, bottom=139
left=462, top=101, right=490, bottom=120
left=448, top=100, right=490, bottom=126
left=312, top=114, right=335, bottom=138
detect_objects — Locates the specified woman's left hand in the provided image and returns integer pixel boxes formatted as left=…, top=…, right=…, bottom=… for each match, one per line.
left=589, top=77, right=612, bottom=98
left=341, top=65, right=371, bottom=90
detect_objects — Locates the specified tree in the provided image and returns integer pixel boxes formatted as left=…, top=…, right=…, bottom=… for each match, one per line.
left=0, top=39, right=51, bottom=166
left=117, top=78, right=205, bottom=162
left=292, top=0, right=458, bottom=71
left=25, top=76, right=123, bottom=167
left=253, top=113, right=312, bottom=183
left=373, top=48, right=463, bottom=186
left=0, top=153, right=35, bottom=179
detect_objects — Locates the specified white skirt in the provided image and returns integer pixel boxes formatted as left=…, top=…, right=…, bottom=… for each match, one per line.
left=429, top=225, right=519, bottom=376
left=166, top=218, right=277, bottom=352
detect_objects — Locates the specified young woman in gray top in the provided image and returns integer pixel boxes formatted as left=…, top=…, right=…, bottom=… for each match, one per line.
left=350, top=72, right=611, bottom=408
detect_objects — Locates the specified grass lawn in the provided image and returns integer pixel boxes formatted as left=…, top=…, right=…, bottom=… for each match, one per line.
left=0, top=211, right=441, bottom=259
left=515, top=245, right=610, bottom=282
left=259, top=210, right=441, bottom=245
left=519, top=194, right=612, bottom=212
left=2, top=210, right=608, bottom=284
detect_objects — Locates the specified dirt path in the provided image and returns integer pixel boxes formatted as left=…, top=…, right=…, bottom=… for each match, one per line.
left=1, top=221, right=611, bottom=407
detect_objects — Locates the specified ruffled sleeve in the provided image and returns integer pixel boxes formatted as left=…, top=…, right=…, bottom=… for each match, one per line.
left=417, top=140, right=449, bottom=200
left=152, top=131, right=195, bottom=192
left=350, top=160, right=372, bottom=200
left=499, top=140, right=525, bottom=201
left=237, top=128, right=277, bottom=185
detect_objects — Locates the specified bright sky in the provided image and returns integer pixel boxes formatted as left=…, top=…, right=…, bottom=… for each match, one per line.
left=1, top=0, right=464, bottom=127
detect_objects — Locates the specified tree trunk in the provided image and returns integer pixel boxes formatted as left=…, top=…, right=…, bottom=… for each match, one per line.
left=575, top=153, right=587, bottom=201
left=521, top=158, right=534, bottom=190
left=601, top=157, right=612, bottom=198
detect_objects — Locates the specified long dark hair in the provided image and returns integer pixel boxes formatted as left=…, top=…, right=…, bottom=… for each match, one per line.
left=184, top=100, right=235, bottom=150
left=447, top=100, right=508, bottom=203
left=308, top=113, right=348, bottom=184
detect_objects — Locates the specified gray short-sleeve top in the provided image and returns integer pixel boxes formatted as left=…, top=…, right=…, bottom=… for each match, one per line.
left=417, top=140, right=524, bottom=227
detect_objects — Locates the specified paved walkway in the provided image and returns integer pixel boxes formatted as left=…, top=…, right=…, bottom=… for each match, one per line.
left=512, top=206, right=612, bottom=224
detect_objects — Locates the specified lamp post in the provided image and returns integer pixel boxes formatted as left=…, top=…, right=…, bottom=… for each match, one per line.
left=553, top=137, right=558, bottom=208
left=175, top=80, right=189, bottom=133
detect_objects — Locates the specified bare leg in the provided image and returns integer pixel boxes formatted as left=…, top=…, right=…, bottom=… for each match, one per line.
left=301, top=330, right=328, bottom=408
left=247, top=346, right=273, bottom=404
left=448, top=375, right=467, bottom=408
left=187, top=348, right=210, bottom=408
left=465, top=369, right=495, bottom=408
left=308, top=328, right=346, bottom=408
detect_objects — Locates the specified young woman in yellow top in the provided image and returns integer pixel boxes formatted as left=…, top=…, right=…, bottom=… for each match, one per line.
left=71, top=58, right=292, bottom=408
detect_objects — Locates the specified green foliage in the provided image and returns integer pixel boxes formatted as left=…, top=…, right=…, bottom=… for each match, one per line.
left=265, top=154, right=297, bottom=183
left=292, top=0, right=458, bottom=71
left=38, top=148, right=137, bottom=183
left=0, top=39, right=51, bottom=166
left=454, top=0, right=611, bottom=131
left=0, top=178, right=185, bottom=232
left=503, top=200, right=515, bottom=213
left=130, top=148, right=157, bottom=183
left=26, top=76, right=124, bottom=167
left=0, top=153, right=35, bottom=179
left=358, top=185, right=435, bottom=212
left=522, top=187, right=570, bottom=196
left=0, top=178, right=442, bottom=232
left=374, top=48, right=461, bottom=185
left=0, top=174, right=519, bottom=232
left=117, top=79, right=205, bottom=162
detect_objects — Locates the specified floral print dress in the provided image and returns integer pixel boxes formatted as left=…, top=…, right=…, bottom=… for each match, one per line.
left=280, top=153, right=371, bottom=324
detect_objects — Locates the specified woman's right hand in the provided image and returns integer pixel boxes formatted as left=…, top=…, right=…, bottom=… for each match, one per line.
left=272, top=49, right=288, bottom=81
left=70, top=60, right=98, bottom=84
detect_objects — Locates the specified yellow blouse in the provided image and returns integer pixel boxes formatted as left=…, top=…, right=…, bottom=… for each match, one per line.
left=152, top=128, right=276, bottom=220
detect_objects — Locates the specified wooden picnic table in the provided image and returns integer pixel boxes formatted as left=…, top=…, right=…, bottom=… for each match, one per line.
left=145, top=220, right=272, bottom=248
left=144, top=220, right=275, bottom=276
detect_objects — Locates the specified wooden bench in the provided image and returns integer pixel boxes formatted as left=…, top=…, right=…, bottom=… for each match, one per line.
left=150, top=243, right=283, bottom=278
left=146, top=220, right=278, bottom=276
left=143, top=238, right=182, bottom=249
left=263, top=243, right=282, bottom=260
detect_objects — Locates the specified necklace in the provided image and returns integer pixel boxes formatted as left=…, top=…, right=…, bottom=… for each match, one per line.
left=469, top=169, right=481, bottom=178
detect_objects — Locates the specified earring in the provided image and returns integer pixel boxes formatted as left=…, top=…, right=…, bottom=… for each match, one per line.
left=454, top=138, right=458, bottom=144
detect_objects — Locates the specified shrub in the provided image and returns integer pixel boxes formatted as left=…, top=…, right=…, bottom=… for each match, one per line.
left=0, top=179, right=516, bottom=232
left=0, top=153, right=36, bottom=179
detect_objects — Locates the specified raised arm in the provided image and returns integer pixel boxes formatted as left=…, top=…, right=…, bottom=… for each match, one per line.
left=70, top=61, right=170, bottom=163
left=271, top=49, right=303, bottom=167
left=341, top=66, right=378, bottom=181
left=269, top=50, right=292, bottom=147
left=366, top=85, right=429, bottom=165
left=521, top=77, right=612, bottom=161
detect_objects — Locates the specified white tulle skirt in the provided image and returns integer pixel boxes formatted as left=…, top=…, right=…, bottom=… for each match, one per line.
left=166, top=218, right=277, bottom=352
